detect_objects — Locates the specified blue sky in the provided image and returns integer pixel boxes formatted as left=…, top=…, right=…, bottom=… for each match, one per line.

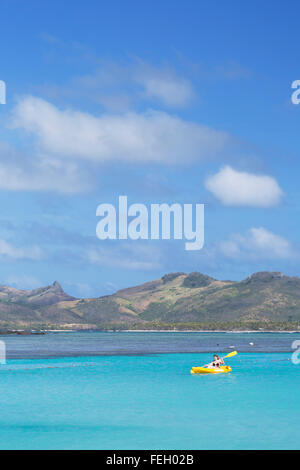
left=0, top=0, right=300, bottom=297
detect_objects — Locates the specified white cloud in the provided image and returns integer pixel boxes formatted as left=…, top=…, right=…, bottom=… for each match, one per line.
left=11, top=96, right=231, bottom=165
left=135, top=66, right=194, bottom=107
left=205, top=166, right=283, bottom=207
left=219, top=227, right=293, bottom=260
left=0, top=239, right=43, bottom=260
left=0, top=142, right=89, bottom=193
left=86, top=243, right=162, bottom=270
left=5, top=275, right=42, bottom=290
left=47, top=59, right=195, bottom=110
left=64, top=281, right=95, bottom=298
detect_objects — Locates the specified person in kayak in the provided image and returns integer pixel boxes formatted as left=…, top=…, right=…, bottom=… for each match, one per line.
left=205, top=354, right=225, bottom=369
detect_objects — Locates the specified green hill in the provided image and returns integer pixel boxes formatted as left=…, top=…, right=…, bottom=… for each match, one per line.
left=1, top=272, right=300, bottom=330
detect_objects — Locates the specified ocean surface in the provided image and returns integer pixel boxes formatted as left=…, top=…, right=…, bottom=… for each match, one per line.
left=0, top=331, right=299, bottom=450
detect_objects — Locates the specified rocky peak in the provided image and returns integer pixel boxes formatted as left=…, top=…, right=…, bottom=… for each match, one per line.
left=161, top=272, right=185, bottom=284
left=182, top=272, right=215, bottom=288
left=51, top=281, right=64, bottom=292
left=243, top=272, right=285, bottom=284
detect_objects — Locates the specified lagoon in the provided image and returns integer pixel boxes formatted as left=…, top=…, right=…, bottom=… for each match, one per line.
left=0, top=332, right=299, bottom=450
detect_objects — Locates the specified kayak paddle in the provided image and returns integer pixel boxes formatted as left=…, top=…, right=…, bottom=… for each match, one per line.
left=223, top=350, right=238, bottom=359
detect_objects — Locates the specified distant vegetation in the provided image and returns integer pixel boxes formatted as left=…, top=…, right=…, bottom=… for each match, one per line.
left=88, top=321, right=300, bottom=331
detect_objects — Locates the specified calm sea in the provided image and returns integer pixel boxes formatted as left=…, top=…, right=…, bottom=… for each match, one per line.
left=0, top=331, right=299, bottom=449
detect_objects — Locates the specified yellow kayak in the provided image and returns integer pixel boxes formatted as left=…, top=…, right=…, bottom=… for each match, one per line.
left=191, top=365, right=232, bottom=374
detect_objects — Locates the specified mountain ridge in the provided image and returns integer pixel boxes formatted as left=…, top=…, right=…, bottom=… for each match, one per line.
left=0, top=271, right=300, bottom=330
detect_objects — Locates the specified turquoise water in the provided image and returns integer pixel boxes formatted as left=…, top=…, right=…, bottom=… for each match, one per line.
left=0, top=332, right=299, bottom=449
